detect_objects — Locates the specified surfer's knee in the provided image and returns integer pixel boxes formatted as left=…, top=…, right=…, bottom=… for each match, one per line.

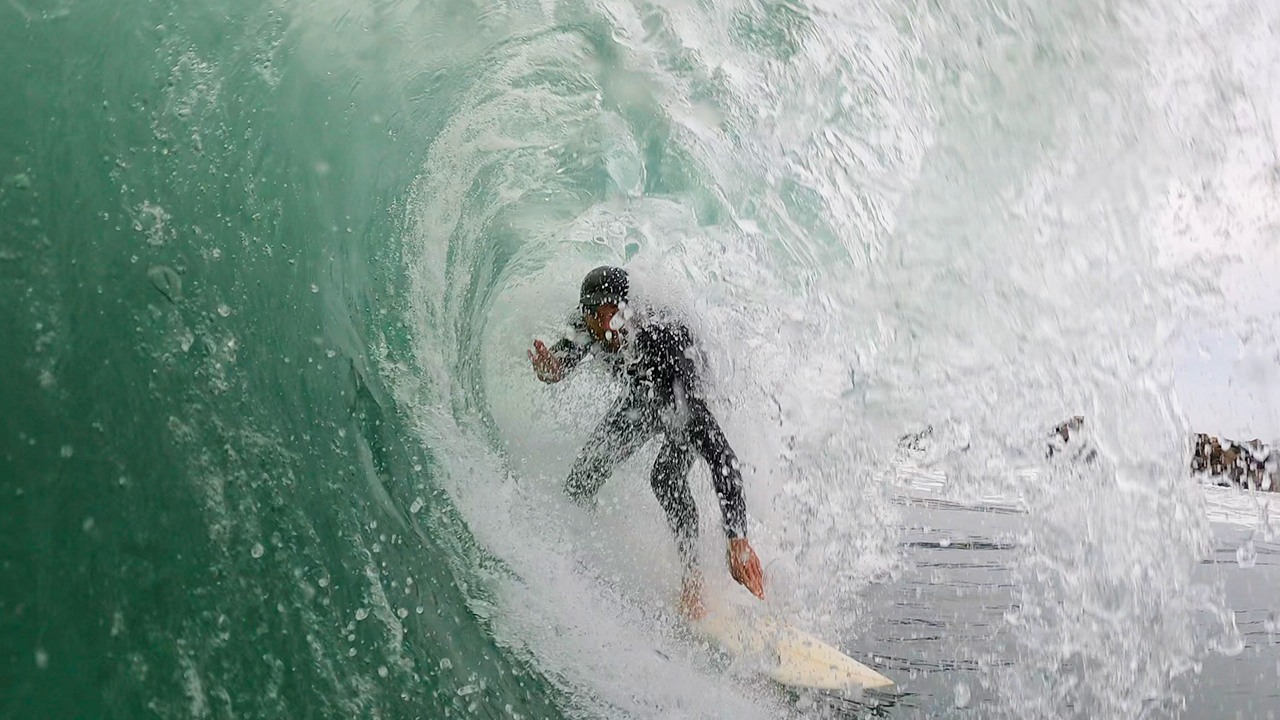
left=564, top=454, right=609, bottom=505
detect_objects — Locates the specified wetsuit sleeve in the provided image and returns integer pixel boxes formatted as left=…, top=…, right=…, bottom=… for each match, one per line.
left=549, top=337, right=587, bottom=373
left=687, top=398, right=749, bottom=538
left=549, top=316, right=591, bottom=375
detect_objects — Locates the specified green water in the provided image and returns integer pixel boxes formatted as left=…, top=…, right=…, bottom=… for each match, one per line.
left=4, top=0, right=1278, bottom=717
left=1, top=1, right=566, bottom=717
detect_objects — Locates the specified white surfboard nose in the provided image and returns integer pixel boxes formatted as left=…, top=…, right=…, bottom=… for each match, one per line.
left=692, top=604, right=895, bottom=693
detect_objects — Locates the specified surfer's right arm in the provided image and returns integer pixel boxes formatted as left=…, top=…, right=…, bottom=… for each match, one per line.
left=529, top=336, right=587, bottom=384
left=529, top=339, right=564, bottom=383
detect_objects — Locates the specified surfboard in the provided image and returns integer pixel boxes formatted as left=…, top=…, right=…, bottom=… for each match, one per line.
left=691, top=603, right=895, bottom=693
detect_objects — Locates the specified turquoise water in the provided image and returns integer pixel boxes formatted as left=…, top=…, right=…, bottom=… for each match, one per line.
left=3, top=0, right=1278, bottom=717
left=2, top=1, right=565, bottom=716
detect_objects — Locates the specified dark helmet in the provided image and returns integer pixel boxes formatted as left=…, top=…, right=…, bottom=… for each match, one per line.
left=579, top=266, right=628, bottom=311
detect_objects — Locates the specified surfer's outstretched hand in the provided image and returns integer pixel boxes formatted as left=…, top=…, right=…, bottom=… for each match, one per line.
left=528, top=339, right=563, bottom=383
left=728, top=538, right=765, bottom=600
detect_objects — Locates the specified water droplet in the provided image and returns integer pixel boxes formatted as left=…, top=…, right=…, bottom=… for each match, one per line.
left=82, top=517, right=95, bottom=532
left=310, top=284, right=319, bottom=293
left=377, top=665, right=388, bottom=678
left=34, top=648, right=48, bottom=669
left=954, top=681, right=971, bottom=708
left=397, top=608, right=408, bottom=619
left=1216, top=625, right=1246, bottom=657
left=355, top=608, right=368, bottom=621
left=251, top=543, right=265, bottom=559
left=409, top=498, right=424, bottom=514
left=318, top=576, right=329, bottom=588
left=347, top=647, right=356, bottom=657
left=216, top=304, right=231, bottom=317
left=1237, top=539, right=1257, bottom=569
left=147, top=265, right=181, bottom=303
left=939, top=537, right=952, bottom=548
left=59, top=445, right=73, bottom=458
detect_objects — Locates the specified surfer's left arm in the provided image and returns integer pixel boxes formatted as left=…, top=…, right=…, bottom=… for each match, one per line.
left=677, top=346, right=765, bottom=600
left=696, top=414, right=764, bottom=600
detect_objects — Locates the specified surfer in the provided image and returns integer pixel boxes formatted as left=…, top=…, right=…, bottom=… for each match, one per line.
left=528, top=266, right=766, bottom=619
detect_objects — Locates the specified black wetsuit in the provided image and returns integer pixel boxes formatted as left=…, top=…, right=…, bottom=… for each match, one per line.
left=551, top=314, right=747, bottom=569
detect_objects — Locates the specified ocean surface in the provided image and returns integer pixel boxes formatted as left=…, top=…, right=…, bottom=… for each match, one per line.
left=3, top=0, right=1279, bottom=717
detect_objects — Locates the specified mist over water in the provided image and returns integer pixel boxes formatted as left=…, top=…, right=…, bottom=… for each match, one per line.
left=3, top=0, right=1278, bottom=718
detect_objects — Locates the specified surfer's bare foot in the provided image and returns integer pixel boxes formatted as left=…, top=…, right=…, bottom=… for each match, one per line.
left=728, top=538, right=765, bottom=600
left=680, top=572, right=706, bottom=620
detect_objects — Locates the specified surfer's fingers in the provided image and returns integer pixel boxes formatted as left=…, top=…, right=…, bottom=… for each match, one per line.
left=747, top=558, right=765, bottom=598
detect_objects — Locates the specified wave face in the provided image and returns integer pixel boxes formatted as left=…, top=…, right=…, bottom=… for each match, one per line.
left=2, top=0, right=1275, bottom=717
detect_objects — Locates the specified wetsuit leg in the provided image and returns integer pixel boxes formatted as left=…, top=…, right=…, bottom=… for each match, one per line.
left=685, top=397, right=748, bottom=538
left=650, top=436, right=698, bottom=570
left=564, top=392, right=656, bottom=505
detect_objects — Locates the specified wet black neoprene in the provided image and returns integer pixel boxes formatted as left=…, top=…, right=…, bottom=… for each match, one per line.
left=551, top=313, right=748, bottom=569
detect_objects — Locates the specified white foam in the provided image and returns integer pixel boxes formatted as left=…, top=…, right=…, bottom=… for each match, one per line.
left=384, top=0, right=1277, bottom=714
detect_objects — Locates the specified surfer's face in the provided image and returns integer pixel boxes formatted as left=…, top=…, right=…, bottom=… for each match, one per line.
left=585, top=303, right=624, bottom=350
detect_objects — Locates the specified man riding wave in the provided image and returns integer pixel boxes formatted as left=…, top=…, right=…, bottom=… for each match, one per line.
left=528, top=266, right=765, bottom=619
